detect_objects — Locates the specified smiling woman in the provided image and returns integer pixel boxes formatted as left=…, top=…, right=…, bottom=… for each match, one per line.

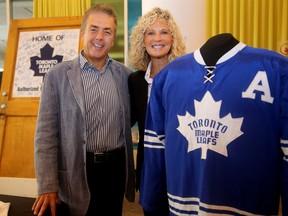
left=127, top=7, right=186, bottom=216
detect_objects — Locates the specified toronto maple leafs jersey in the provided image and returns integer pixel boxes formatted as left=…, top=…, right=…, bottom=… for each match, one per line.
left=139, top=42, right=288, bottom=215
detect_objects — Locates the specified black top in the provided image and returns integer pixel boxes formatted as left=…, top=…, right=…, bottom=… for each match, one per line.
left=199, top=33, right=239, bottom=66
left=128, top=70, right=148, bottom=191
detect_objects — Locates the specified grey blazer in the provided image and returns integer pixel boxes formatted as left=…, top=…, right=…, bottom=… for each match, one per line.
left=34, top=56, right=135, bottom=216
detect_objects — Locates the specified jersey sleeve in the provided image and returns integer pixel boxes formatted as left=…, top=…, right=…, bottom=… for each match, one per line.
left=139, top=74, right=169, bottom=213
left=280, top=57, right=288, bottom=215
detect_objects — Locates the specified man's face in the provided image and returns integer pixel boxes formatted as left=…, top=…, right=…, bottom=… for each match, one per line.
left=81, top=12, right=116, bottom=66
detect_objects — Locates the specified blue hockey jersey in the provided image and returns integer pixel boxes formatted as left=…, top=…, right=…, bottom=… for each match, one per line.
left=140, top=42, right=288, bottom=215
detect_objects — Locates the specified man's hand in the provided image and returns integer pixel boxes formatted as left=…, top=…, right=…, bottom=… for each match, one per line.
left=32, top=192, right=61, bottom=216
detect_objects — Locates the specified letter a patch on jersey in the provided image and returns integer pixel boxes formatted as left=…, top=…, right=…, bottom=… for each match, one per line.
left=242, top=71, right=274, bottom=104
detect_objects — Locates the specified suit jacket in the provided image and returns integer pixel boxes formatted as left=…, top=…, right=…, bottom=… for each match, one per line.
left=34, top=56, right=135, bottom=216
left=128, top=71, right=148, bottom=190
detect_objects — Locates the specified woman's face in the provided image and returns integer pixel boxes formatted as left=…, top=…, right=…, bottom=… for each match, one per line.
left=144, top=19, right=172, bottom=60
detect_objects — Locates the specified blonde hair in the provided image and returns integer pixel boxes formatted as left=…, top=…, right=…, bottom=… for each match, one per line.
left=128, top=7, right=186, bottom=71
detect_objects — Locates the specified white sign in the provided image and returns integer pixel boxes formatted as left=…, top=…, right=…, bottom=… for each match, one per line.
left=13, top=29, right=80, bottom=97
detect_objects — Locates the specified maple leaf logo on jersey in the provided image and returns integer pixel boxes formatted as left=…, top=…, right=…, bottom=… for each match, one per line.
left=177, top=91, right=244, bottom=159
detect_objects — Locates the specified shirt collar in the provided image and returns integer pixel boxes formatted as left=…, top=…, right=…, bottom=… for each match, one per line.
left=144, top=62, right=153, bottom=84
left=194, top=42, right=246, bottom=65
left=79, top=50, right=112, bottom=72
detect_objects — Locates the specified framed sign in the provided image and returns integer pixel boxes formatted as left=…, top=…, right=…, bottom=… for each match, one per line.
left=0, top=16, right=82, bottom=180
left=11, top=19, right=81, bottom=97
left=13, top=29, right=80, bottom=97
left=2, top=16, right=82, bottom=100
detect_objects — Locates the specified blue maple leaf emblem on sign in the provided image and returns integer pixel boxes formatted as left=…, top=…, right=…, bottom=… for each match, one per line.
left=30, top=43, right=63, bottom=81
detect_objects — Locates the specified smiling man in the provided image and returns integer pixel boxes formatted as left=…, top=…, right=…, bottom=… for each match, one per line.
left=32, top=4, right=135, bottom=216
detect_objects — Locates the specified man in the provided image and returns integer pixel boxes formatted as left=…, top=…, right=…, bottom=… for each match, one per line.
left=32, top=4, right=135, bottom=216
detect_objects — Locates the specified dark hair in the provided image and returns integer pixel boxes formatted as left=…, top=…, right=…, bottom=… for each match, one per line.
left=81, top=4, right=118, bottom=32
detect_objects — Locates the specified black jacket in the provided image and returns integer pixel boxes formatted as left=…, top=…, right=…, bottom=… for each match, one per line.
left=128, top=70, right=148, bottom=190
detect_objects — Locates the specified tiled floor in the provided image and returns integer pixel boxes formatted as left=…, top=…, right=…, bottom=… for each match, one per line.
left=123, top=192, right=143, bottom=216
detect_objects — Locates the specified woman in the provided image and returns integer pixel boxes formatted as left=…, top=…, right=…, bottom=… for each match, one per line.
left=128, top=7, right=186, bottom=216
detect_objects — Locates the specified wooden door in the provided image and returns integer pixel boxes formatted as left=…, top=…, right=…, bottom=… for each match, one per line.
left=0, top=16, right=82, bottom=178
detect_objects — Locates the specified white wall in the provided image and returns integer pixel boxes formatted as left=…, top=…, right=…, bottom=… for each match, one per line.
left=142, top=0, right=206, bottom=52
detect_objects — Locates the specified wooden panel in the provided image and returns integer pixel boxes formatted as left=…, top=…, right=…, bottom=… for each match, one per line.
left=0, top=116, right=37, bottom=178
left=0, top=116, right=5, bottom=160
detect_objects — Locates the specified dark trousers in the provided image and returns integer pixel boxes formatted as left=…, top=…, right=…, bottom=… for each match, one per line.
left=144, top=209, right=170, bottom=216
left=85, top=147, right=126, bottom=216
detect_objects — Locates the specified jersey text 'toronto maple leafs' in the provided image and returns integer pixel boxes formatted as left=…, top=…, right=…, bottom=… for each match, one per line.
left=177, top=91, right=244, bottom=159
